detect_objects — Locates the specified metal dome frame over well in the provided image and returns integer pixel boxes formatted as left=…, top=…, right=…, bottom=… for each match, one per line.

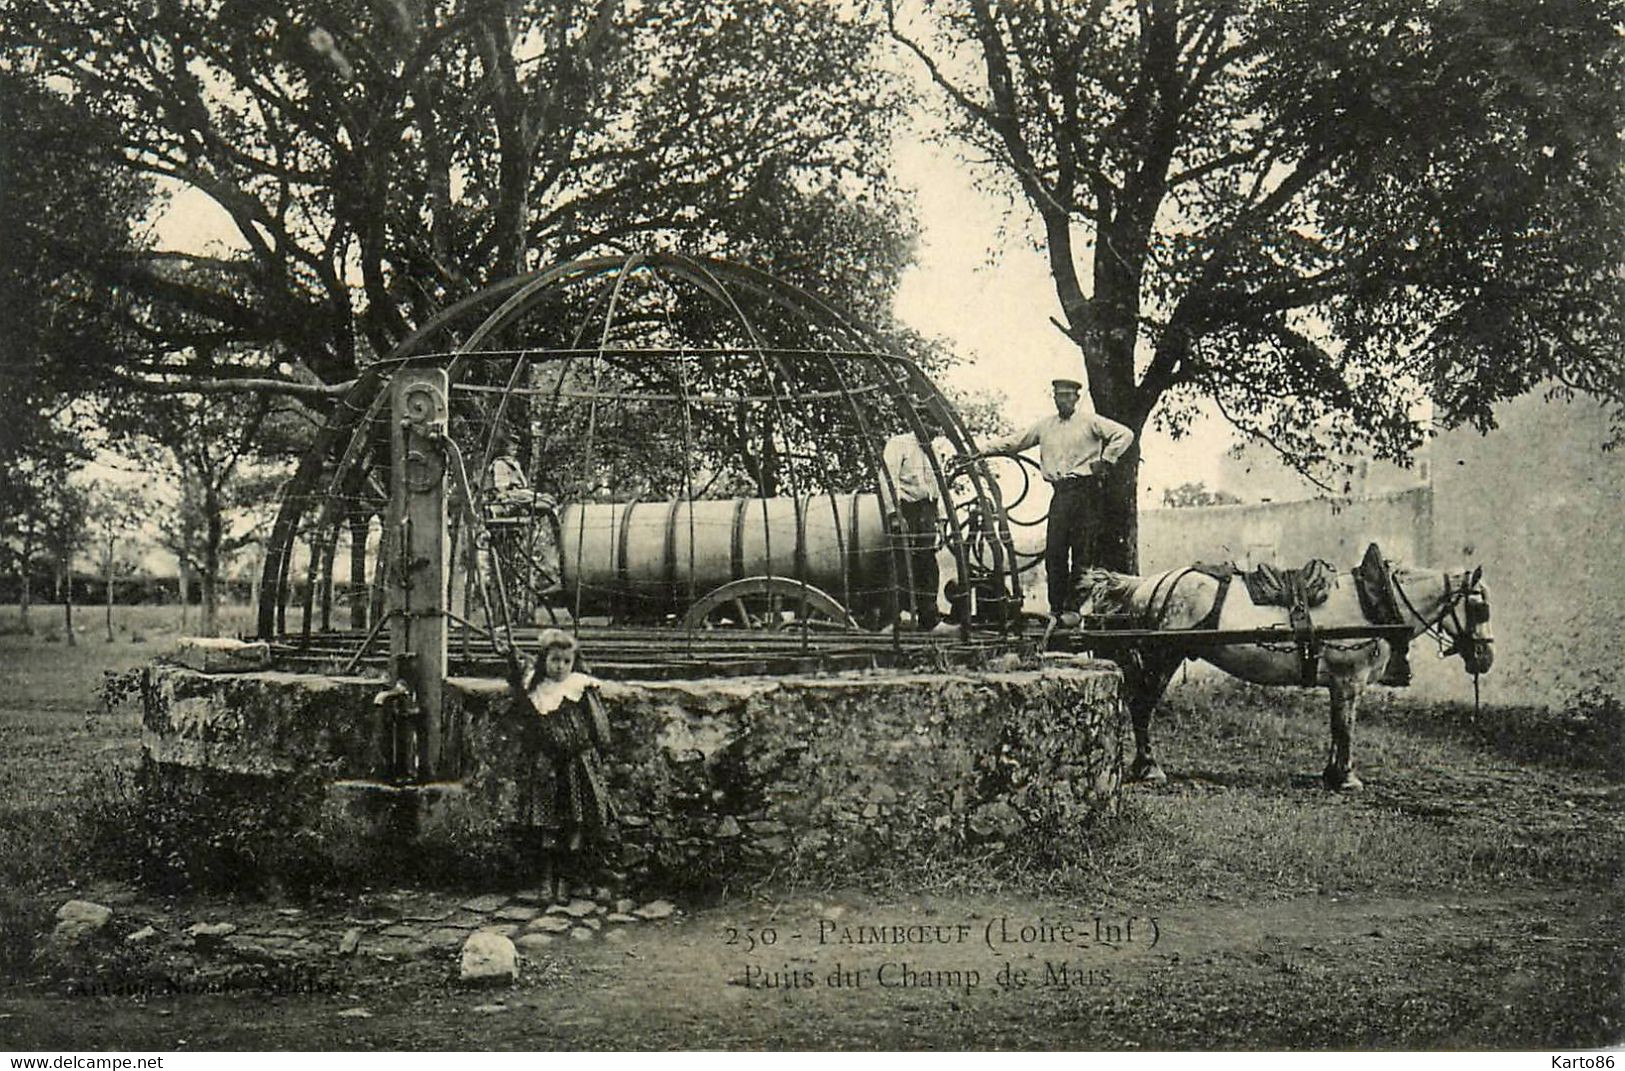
left=258, top=252, right=1034, bottom=678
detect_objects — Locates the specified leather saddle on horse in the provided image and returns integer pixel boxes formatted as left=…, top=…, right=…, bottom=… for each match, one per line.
left=1195, top=558, right=1335, bottom=684
left=1193, top=547, right=1409, bottom=686
left=1192, top=557, right=1335, bottom=609
left=1240, top=558, right=1336, bottom=610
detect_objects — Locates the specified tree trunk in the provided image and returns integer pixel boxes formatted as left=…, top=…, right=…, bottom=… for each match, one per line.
left=1084, top=217, right=1152, bottom=574
left=318, top=525, right=338, bottom=632
left=19, top=565, right=31, bottom=634
left=1101, top=440, right=1144, bottom=573
left=349, top=511, right=371, bottom=629
left=201, top=569, right=217, bottom=637
left=62, top=558, right=75, bottom=647
left=178, top=570, right=190, bottom=634
left=104, top=538, right=116, bottom=642
left=202, top=495, right=223, bottom=637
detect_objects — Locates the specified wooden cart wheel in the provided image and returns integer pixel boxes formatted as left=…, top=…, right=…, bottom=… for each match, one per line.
left=681, top=576, right=859, bottom=632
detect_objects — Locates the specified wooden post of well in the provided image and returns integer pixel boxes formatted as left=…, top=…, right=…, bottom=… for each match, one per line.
left=389, top=369, right=449, bottom=781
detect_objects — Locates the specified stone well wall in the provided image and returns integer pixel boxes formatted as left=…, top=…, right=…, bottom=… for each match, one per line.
left=135, top=657, right=1124, bottom=885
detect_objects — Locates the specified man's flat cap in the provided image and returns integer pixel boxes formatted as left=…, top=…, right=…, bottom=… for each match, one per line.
left=1051, top=378, right=1083, bottom=391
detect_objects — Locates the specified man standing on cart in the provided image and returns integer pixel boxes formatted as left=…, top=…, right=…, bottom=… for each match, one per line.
left=880, top=427, right=951, bottom=631
left=955, top=378, right=1133, bottom=618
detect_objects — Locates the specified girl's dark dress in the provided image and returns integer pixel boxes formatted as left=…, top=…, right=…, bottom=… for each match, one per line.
left=505, top=657, right=618, bottom=845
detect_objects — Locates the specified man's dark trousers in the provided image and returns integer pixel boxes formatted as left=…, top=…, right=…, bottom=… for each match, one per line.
left=1046, top=477, right=1103, bottom=614
left=893, top=498, right=941, bottom=628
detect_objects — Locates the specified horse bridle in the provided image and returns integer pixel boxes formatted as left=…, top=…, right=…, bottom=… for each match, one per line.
left=1391, top=566, right=1491, bottom=661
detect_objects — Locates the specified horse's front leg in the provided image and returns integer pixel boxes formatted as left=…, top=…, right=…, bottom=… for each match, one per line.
left=1323, top=675, right=1364, bottom=792
left=1127, top=697, right=1164, bottom=785
left=1124, top=654, right=1178, bottom=785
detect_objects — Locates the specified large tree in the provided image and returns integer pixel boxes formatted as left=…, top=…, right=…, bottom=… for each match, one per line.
left=5, top=0, right=910, bottom=393
left=0, top=73, right=150, bottom=625
left=0, top=438, right=82, bottom=632
left=889, top=0, right=1623, bottom=568
left=134, top=388, right=293, bottom=637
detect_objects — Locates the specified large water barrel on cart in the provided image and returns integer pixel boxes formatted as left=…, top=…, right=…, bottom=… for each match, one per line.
left=557, top=493, right=894, bottom=621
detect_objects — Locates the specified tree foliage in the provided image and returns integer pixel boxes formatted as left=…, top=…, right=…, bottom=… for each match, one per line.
left=140, top=393, right=289, bottom=636
left=889, top=0, right=1623, bottom=566
left=1161, top=480, right=1241, bottom=508
left=6, top=0, right=912, bottom=391
left=0, top=70, right=152, bottom=459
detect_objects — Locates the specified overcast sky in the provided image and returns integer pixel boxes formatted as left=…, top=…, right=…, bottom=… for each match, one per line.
left=890, top=138, right=1230, bottom=499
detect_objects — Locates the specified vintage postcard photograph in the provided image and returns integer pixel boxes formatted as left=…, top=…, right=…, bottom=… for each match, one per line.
left=1, top=0, right=1620, bottom=1055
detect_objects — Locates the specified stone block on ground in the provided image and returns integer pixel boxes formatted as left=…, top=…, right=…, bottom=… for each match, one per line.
left=459, top=932, right=518, bottom=986
left=169, top=637, right=271, bottom=673
left=365, top=935, right=434, bottom=959
left=52, top=901, right=113, bottom=943
left=494, top=905, right=539, bottom=922
left=424, top=927, right=470, bottom=950
left=634, top=900, right=675, bottom=921
left=527, top=916, right=572, bottom=934
left=186, top=922, right=237, bottom=946
left=460, top=894, right=509, bottom=913
left=514, top=933, right=554, bottom=956
left=337, top=928, right=362, bottom=955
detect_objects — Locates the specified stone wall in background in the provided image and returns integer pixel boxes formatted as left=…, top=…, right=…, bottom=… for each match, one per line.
left=1139, top=487, right=1432, bottom=575
left=1138, top=390, right=1622, bottom=709
left=135, top=657, right=1124, bottom=889
left=1423, top=392, right=1623, bottom=708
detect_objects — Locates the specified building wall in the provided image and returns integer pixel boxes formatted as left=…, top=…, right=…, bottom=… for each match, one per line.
left=1214, top=438, right=1431, bottom=503
left=1139, top=488, right=1432, bottom=574
left=1422, top=392, right=1624, bottom=708
left=1138, top=390, right=1623, bottom=709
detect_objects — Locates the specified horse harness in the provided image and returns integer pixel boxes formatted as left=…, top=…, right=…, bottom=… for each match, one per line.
left=1146, top=547, right=1412, bottom=687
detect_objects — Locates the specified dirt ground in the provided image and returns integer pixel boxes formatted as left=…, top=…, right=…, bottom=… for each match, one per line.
left=3, top=768, right=1619, bottom=1051
left=1, top=620, right=1621, bottom=1050
left=2, top=862, right=1618, bottom=1050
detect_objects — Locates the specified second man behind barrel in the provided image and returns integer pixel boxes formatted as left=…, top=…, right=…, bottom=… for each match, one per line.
left=880, top=427, right=951, bottom=630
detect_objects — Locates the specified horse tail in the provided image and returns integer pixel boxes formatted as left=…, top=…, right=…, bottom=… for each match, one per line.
left=1078, top=567, right=1142, bottom=613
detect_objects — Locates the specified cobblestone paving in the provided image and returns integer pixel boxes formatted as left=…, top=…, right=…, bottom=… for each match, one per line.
left=43, top=879, right=680, bottom=984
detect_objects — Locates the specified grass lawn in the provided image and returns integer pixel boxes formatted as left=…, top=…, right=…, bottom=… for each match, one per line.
left=0, top=605, right=1619, bottom=1049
